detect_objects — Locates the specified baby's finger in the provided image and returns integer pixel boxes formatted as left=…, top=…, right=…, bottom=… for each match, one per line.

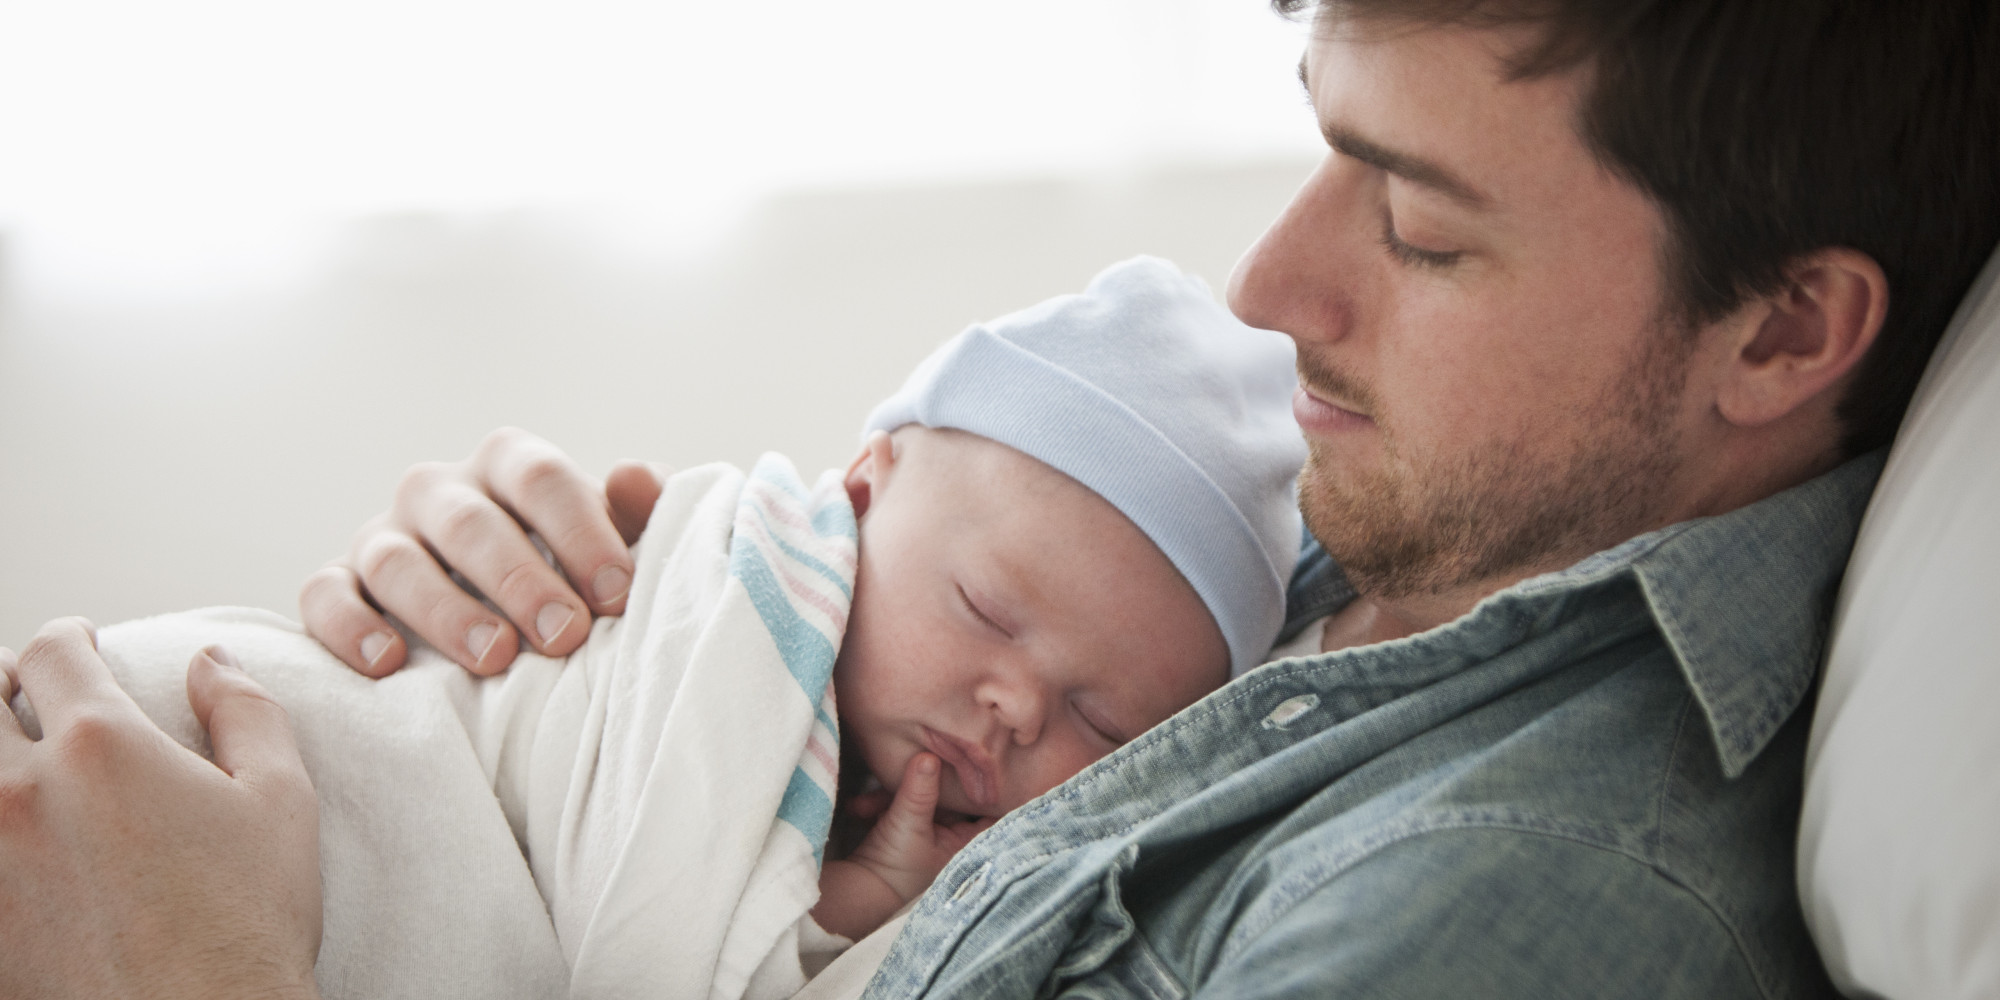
left=884, top=753, right=943, bottom=827
left=299, top=564, right=409, bottom=677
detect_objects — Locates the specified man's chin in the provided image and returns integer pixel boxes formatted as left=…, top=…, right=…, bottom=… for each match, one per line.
left=1298, top=424, right=1686, bottom=605
left=1297, top=448, right=1474, bottom=601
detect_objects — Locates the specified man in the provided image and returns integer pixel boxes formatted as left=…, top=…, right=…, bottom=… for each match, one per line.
left=2, top=0, right=1994, bottom=996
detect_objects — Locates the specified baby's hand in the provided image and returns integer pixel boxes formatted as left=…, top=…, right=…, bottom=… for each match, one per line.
left=849, top=753, right=996, bottom=903
left=811, top=753, right=995, bottom=940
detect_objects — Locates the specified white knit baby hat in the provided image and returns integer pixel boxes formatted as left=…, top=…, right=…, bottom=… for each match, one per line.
left=863, top=256, right=1305, bottom=676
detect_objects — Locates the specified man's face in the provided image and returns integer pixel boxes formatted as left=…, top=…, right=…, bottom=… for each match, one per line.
left=1229, top=18, right=1699, bottom=605
left=833, top=429, right=1229, bottom=817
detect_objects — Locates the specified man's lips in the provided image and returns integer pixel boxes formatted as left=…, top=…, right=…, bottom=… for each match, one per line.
left=921, top=726, right=1000, bottom=813
left=1292, top=385, right=1375, bottom=435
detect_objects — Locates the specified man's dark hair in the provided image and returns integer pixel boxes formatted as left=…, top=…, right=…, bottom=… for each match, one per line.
left=1276, top=0, right=2000, bottom=456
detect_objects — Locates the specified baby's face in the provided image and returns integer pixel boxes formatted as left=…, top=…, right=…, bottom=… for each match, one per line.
left=834, top=428, right=1230, bottom=818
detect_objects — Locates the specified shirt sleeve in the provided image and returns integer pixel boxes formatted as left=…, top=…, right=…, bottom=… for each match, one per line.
left=1192, top=826, right=1767, bottom=1000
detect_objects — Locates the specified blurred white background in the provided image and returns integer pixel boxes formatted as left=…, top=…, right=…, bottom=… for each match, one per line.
left=0, top=0, right=1320, bottom=645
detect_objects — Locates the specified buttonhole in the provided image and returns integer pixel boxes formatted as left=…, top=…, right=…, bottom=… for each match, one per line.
left=1261, top=693, right=1321, bottom=731
left=950, top=861, right=992, bottom=903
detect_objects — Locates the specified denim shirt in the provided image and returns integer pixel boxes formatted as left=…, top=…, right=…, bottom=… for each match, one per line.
left=860, top=452, right=1882, bottom=999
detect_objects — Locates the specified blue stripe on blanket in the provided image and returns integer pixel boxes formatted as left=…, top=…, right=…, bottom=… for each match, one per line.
left=729, top=455, right=856, bottom=863
left=811, top=500, right=857, bottom=543
left=728, top=544, right=840, bottom=699
left=779, top=768, right=835, bottom=865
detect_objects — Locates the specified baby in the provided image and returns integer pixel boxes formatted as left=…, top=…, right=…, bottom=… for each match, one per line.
left=812, top=256, right=1304, bottom=938
left=14, top=256, right=1303, bottom=1000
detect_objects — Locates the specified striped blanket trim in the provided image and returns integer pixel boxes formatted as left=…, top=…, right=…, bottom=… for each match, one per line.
left=725, top=454, right=857, bottom=864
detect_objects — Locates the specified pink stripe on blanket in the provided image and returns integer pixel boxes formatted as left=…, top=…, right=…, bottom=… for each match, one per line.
left=746, top=480, right=858, bottom=575
left=736, top=506, right=851, bottom=632
left=805, top=728, right=838, bottom=776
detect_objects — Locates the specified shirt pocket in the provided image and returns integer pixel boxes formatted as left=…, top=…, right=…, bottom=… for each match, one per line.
left=1043, top=845, right=1189, bottom=1000
left=1051, top=934, right=1186, bottom=1000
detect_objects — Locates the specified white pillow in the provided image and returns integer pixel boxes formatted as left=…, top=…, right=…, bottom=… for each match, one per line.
left=1801, top=243, right=2000, bottom=1000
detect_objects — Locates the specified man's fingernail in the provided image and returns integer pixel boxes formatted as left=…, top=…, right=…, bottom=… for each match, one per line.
left=466, top=622, right=500, bottom=662
left=204, top=644, right=242, bottom=670
left=918, top=755, right=938, bottom=777
left=536, top=603, right=576, bottom=645
left=360, top=631, right=393, bottom=668
left=592, top=566, right=631, bottom=606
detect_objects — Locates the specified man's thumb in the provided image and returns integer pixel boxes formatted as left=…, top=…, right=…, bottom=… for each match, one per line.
left=606, top=460, right=669, bottom=545
left=186, top=645, right=311, bottom=790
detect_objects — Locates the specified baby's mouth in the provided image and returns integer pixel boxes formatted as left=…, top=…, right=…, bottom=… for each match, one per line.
left=920, top=726, right=1000, bottom=813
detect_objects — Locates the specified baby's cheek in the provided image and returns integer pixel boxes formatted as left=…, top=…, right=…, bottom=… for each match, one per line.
left=1012, top=742, right=1114, bottom=810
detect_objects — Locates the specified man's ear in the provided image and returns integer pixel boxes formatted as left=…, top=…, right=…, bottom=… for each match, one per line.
left=1715, top=247, right=1888, bottom=428
left=843, top=430, right=897, bottom=518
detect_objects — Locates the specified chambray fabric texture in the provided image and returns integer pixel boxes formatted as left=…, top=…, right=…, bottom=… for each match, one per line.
left=858, top=452, right=1883, bottom=999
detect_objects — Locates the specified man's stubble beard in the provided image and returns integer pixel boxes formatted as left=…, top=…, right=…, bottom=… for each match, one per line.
left=1297, top=325, right=1692, bottom=602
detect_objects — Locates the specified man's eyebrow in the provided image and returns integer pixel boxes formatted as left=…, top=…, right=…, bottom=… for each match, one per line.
left=1295, top=55, right=1493, bottom=210
left=1322, top=124, right=1492, bottom=209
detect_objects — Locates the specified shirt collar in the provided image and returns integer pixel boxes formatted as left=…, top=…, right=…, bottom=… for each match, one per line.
left=1283, top=451, right=1886, bottom=779
left=1618, top=451, right=1885, bottom=777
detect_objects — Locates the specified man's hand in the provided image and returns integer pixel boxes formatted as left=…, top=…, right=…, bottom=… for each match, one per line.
left=301, top=427, right=668, bottom=677
left=0, top=619, right=323, bottom=1000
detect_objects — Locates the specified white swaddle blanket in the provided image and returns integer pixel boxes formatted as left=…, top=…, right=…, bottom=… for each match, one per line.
left=73, top=456, right=856, bottom=1000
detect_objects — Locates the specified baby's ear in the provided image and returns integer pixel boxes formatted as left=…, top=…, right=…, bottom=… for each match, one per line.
left=843, top=430, right=896, bottom=518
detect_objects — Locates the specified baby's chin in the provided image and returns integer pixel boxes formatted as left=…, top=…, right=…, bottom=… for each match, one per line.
left=933, top=774, right=1000, bottom=821
left=937, top=804, right=987, bottom=825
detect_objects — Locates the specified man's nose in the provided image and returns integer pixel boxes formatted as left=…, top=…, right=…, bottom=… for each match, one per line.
left=1227, top=153, right=1363, bottom=346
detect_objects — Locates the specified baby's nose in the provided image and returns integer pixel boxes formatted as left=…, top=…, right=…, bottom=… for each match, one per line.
left=975, top=669, right=1050, bottom=746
